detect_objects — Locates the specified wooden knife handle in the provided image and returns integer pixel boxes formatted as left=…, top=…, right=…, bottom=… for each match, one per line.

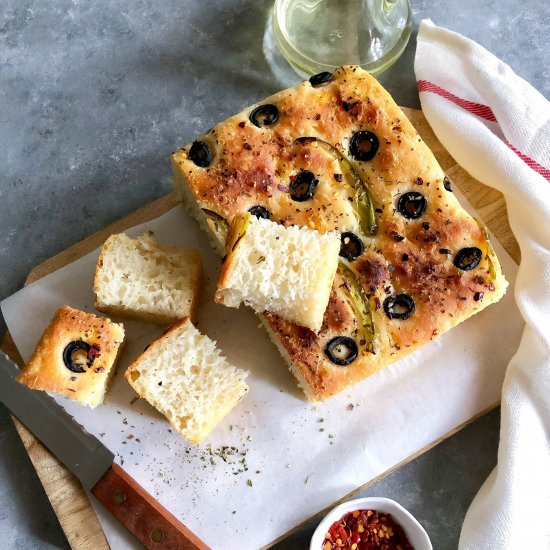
left=91, top=464, right=210, bottom=550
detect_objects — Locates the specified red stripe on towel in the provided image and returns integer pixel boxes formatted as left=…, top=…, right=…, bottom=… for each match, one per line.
left=418, top=79, right=550, bottom=182
left=417, top=80, right=497, bottom=122
left=506, top=142, right=550, bottom=181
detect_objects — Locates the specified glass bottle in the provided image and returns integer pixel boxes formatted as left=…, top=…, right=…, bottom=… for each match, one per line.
left=272, top=0, right=412, bottom=78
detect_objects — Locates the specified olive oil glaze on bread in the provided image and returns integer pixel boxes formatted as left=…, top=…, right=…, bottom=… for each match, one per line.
left=171, top=66, right=507, bottom=402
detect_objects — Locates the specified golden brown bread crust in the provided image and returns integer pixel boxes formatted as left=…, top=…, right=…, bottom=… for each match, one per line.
left=17, top=306, right=125, bottom=408
left=171, top=66, right=508, bottom=401
left=215, top=213, right=251, bottom=301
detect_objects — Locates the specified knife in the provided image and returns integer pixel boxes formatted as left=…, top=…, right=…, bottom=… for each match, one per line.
left=0, top=351, right=210, bottom=550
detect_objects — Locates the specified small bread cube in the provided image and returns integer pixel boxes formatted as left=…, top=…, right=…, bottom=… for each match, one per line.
left=17, top=306, right=124, bottom=408
left=125, top=317, right=249, bottom=445
left=215, top=213, right=340, bottom=332
left=94, top=233, right=202, bottom=325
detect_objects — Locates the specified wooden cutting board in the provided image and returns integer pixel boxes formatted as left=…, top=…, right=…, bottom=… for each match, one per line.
left=1, top=108, right=520, bottom=550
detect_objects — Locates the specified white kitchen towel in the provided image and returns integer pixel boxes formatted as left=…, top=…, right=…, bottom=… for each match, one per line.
left=415, top=19, right=550, bottom=550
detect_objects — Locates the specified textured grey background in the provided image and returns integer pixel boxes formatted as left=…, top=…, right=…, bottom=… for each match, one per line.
left=1, top=0, right=548, bottom=548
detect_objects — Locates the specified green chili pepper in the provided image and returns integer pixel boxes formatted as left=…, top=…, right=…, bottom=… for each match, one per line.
left=338, top=262, right=376, bottom=354
left=294, top=137, right=377, bottom=236
left=202, top=208, right=229, bottom=242
left=475, top=218, right=497, bottom=282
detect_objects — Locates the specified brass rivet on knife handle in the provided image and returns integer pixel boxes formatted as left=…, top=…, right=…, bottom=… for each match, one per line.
left=113, top=490, right=127, bottom=504
left=92, top=464, right=211, bottom=550
left=151, top=528, right=165, bottom=543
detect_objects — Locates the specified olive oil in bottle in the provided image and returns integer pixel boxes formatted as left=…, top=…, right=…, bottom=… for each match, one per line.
left=272, top=0, right=412, bottom=77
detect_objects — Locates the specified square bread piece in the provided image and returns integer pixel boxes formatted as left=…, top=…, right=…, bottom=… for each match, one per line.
left=125, top=317, right=249, bottom=445
left=94, top=232, right=202, bottom=325
left=216, top=212, right=340, bottom=332
left=171, top=65, right=508, bottom=401
left=17, top=306, right=125, bottom=408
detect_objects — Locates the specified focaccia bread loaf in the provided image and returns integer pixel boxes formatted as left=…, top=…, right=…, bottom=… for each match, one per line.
left=171, top=66, right=508, bottom=401
left=216, top=212, right=340, bottom=332
left=125, top=316, right=249, bottom=445
left=17, top=305, right=125, bottom=408
left=94, top=232, right=202, bottom=325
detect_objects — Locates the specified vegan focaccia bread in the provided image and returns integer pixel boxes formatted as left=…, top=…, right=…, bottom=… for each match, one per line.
left=171, top=66, right=508, bottom=401
left=17, top=306, right=125, bottom=407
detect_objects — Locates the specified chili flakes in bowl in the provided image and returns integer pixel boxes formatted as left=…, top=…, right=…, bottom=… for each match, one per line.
left=323, top=509, right=414, bottom=550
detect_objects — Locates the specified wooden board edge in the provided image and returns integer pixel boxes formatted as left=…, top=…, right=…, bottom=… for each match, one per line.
left=1, top=333, right=110, bottom=550
left=1, top=108, right=519, bottom=549
left=25, top=193, right=181, bottom=285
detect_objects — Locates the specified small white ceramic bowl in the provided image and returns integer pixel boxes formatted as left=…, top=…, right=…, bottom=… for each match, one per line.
left=310, top=496, right=432, bottom=550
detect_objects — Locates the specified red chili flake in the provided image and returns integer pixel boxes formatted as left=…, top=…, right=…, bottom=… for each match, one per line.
left=87, top=344, right=101, bottom=365
left=324, top=509, right=414, bottom=549
left=238, top=121, right=246, bottom=128
left=414, top=177, right=423, bottom=185
left=94, top=366, right=105, bottom=373
left=314, top=113, right=321, bottom=120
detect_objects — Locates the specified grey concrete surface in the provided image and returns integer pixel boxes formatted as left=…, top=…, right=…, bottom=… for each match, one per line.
left=0, top=0, right=548, bottom=548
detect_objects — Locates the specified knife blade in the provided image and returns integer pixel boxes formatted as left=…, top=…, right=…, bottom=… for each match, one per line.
left=0, top=351, right=114, bottom=489
left=0, top=351, right=210, bottom=550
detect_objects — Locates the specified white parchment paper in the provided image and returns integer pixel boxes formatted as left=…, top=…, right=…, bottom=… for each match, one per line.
left=1, top=194, right=523, bottom=550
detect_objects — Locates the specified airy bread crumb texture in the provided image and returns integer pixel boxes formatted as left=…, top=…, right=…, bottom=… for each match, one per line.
left=94, top=233, right=202, bottom=325
left=216, top=214, right=340, bottom=333
left=125, top=317, right=249, bottom=445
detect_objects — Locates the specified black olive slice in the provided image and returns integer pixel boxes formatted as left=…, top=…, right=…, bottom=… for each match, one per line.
left=325, top=336, right=358, bottom=366
left=454, top=247, right=482, bottom=271
left=249, top=104, right=279, bottom=128
left=248, top=205, right=270, bottom=219
left=443, top=177, right=452, bottom=192
left=339, top=232, right=364, bottom=261
left=397, top=192, right=427, bottom=219
left=63, top=341, right=91, bottom=374
left=384, top=294, right=415, bottom=320
left=309, top=71, right=333, bottom=87
left=349, top=131, right=379, bottom=161
left=289, top=170, right=318, bottom=202
left=189, top=141, right=212, bottom=167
